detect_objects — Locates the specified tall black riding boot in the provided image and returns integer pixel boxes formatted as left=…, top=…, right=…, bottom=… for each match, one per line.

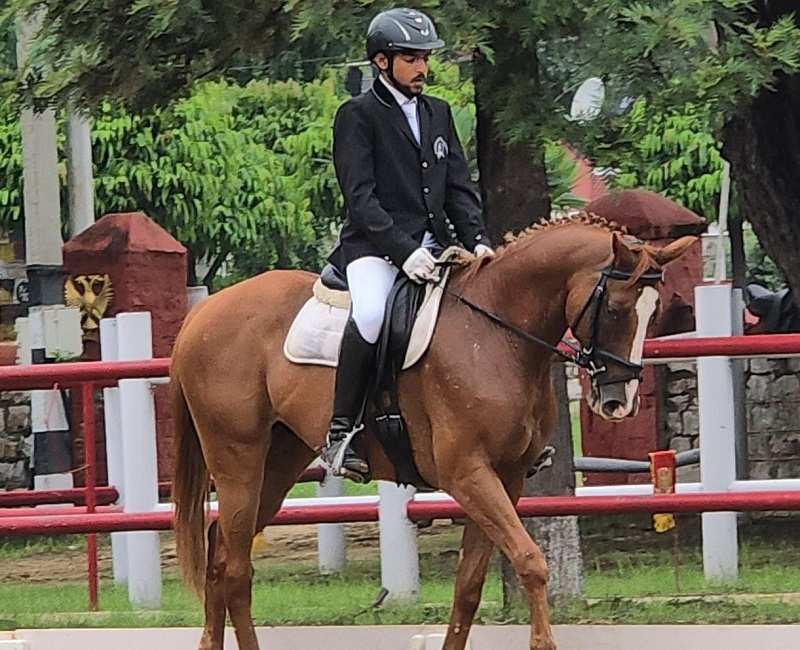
left=320, top=317, right=376, bottom=482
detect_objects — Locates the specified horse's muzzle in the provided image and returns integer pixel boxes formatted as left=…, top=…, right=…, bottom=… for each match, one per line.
left=587, top=380, right=641, bottom=421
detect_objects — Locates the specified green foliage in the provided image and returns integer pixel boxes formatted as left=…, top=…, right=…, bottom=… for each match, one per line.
left=591, top=99, right=725, bottom=219
left=4, top=0, right=800, bottom=292
left=3, top=0, right=293, bottom=109
left=0, top=94, right=22, bottom=224
left=426, top=60, right=476, bottom=148
left=0, top=77, right=345, bottom=287
left=744, top=225, right=784, bottom=290
left=544, top=141, right=587, bottom=212
left=579, top=1, right=800, bottom=118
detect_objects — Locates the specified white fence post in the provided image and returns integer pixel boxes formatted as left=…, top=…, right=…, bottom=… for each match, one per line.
left=100, top=318, right=127, bottom=586
left=317, top=473, right=346, bottom=573
left=111, top=312, right=162, bottom=607
left=378, top=481, right=419, bottom=601
left=696, top=284, right=738, bottom=582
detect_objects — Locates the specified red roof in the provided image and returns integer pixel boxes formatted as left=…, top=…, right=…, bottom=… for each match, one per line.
left=64, top=212, right=186, bottom=255
left=586, top=189, right=706, bottom=239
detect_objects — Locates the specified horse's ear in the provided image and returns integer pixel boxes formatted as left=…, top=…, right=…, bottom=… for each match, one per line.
left=611, top=232, right=639, bottom=271
left=652, top=236, right=698, bottom=267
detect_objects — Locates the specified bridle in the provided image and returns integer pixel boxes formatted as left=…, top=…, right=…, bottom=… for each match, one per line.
left=446, top=266, right=663, bottom=387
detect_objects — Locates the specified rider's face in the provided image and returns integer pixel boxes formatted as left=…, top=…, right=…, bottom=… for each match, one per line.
left=377, top=50, right=430, bottom=95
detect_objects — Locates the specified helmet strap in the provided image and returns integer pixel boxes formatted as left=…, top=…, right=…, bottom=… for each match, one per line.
left=385, top=52, right=418, bottom=99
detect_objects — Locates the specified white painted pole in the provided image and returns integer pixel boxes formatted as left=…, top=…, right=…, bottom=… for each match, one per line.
left=16, top=15, right=63, bottom=272
left=116, top=312, right=161, bottom=607
left=66, top=109, right=95, bottom=237
left=100, top=318, right=127, bottom=585
left=378, top=481, right=419, bottom=601
left=714, top=161, right=731, bottom=283
left=317, top=473, right=346, bottom=573
left=28, top=308, right=72, bottom=491
left=695, top=284, right=738, bottom=582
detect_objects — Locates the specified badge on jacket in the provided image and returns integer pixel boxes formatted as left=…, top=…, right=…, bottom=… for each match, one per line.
left=433, top=136, right=449, bottom=160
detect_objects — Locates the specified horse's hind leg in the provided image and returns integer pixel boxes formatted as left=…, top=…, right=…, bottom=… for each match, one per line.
left=446, top=465, right=556, bottom=650
left=254, top=422, right=316, bottom=530
left=206, top=437, right=271, bottom=650
left=198, top=520, right=225, bottom=650
left=442, top=520, right=495, bottom=650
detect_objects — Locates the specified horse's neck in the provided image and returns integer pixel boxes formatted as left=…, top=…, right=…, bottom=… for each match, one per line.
left=458, top=252, right=568, bottom=357
left=460, top=229, right=609, bottom=356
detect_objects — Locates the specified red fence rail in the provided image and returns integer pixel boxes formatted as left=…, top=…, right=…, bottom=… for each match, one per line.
left=4, top=490, right=800, bottom=536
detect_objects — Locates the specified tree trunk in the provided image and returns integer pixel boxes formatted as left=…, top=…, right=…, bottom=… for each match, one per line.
left=474, top=31, right=551, bottom=244
left=729, top=207, right=746, bottom=290
left=186, top=247, right=198, bottom=286
left=722, top=7, right=800, bottom=295
left=502, top=362, right=584, bottom=609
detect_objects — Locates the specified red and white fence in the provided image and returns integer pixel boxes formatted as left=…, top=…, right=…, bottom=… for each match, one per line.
left=1, top=285, right=800, bottom=609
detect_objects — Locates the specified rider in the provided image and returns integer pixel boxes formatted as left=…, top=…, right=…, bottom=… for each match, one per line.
left=320, top=7, right=494, bottom=481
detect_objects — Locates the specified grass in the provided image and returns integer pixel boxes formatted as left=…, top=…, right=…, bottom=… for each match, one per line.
left=4, top=516, right=800, bottom=628
left=287, top=480, right=378, bottom=499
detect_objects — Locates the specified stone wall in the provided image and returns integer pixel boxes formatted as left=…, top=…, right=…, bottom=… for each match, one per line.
left=663, top=358, right=800, bottom=481
left=0, top=391, right=32, bottom=490
left=745, top=358, right=800, bottom=479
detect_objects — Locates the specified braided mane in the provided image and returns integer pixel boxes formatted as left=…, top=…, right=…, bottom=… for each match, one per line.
left=453, top=212, right=634, bottom=274
left=454, top=212, right=661, bottom=285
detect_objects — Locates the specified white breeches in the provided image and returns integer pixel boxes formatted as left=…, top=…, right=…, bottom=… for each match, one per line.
left=346, top=256, right=399, bottom=344
left=346, top=234, right=439, bottom=343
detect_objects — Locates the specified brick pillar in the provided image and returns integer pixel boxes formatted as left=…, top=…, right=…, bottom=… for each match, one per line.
left=63, top=212, right=187, bottom=481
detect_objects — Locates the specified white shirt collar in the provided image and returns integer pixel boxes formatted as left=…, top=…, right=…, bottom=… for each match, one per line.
left=379, top=74, right=418, bottom=107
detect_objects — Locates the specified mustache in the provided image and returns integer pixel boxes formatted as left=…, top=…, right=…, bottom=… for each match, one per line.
left=413, top=75, right=427, bottom=82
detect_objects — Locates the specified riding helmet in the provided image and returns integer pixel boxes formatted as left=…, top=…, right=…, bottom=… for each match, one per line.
left=366, top=8, right=445, bottom=60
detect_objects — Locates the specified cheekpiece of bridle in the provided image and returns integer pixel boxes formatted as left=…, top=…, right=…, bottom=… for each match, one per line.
left=446, top=265, right=663, bottom=387
left=569, top=267, right=663, bottom=386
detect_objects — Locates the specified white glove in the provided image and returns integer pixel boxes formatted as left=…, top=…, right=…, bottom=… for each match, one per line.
left=474, top=244, right=495, bottom=258
left=402, top=247, right=437, bottom=283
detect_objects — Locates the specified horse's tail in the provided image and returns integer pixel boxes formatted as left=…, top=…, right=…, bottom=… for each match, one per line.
left=171, top=372, right=209, bottom=598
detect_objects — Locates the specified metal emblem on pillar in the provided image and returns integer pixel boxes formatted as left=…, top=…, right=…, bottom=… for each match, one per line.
left=65, top=273, right=114, bottom=341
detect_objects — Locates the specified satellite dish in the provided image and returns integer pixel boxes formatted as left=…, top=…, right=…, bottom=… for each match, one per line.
left=569, top=77, right=605, bottom=122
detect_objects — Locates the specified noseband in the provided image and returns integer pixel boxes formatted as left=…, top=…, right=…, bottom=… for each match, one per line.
left=447, top=266, right=662, bottom=386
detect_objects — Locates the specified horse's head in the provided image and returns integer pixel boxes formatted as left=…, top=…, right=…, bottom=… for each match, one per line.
left=567, top=233, right=696, bottom=421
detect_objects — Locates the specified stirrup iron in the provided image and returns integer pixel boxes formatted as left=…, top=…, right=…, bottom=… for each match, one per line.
left=324, top=423, right=365, bottom=477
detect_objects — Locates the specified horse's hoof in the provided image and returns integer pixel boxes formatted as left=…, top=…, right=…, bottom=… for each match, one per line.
left=531, top=638, right=557, bottom=650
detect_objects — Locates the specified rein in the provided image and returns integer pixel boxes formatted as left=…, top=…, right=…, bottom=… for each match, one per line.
left=443, top=265, right=663, bottom=385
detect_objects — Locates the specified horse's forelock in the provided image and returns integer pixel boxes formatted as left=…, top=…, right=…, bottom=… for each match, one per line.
left=621, top=245, right=663, bottom=289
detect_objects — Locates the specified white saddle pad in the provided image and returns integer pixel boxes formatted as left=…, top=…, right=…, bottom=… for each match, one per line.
left=284, top=248, right=461, bottom=370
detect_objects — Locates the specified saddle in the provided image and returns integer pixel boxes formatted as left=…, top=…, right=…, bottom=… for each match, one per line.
left=284, top=248, right=463, bottom=487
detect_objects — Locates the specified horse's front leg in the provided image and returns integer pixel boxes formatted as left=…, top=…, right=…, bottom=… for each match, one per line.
left=445, top=464, right=556, bottom=650
left=442, top=520, right=495, bottom=650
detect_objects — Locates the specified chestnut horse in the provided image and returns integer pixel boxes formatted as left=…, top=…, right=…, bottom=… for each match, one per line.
left=172, top=215, right=695, bottom=650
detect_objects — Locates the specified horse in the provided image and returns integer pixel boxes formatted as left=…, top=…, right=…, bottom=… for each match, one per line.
left=171, top=214, right=696, bottom=650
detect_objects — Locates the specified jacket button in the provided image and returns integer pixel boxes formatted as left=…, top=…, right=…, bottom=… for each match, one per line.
left=423, top=187, right=430, bottom=194
left=448, top=224, right=455, bottom=231
left=428, top=212, right=435, bottom=219
left=422, top=161, right=429, bottom=169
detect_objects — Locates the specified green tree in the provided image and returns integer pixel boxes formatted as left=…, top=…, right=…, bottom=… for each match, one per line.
left=0, top=77, right=345, bottom=287
left=590, top=99, right=725, bottom=220
left=573, top=0, right=800, bottom=293
left=0, top=93, right=22, bottom=226
left=92, top=80, right=324, bottom=287
left=8, top=1, right=800, bottom=292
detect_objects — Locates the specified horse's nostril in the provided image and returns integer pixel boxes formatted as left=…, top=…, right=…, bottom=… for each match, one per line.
left=602, top=400, right=624, bottom=417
